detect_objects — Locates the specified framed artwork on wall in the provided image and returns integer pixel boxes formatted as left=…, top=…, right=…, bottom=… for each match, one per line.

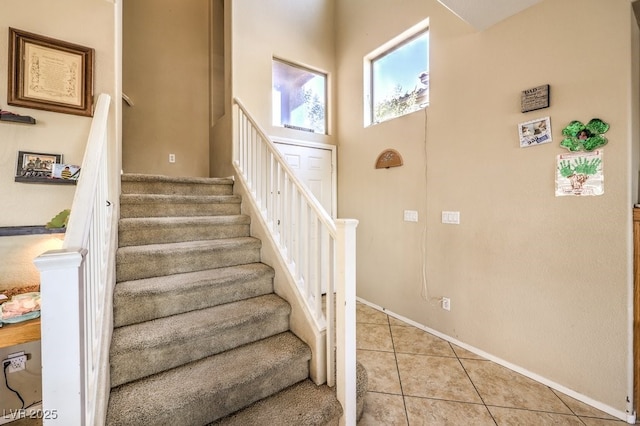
left=518, top=117, right=552, bottom=148
left=7, top=28, right=94, bottom=117
left=15, top=151, right=62, bottom=182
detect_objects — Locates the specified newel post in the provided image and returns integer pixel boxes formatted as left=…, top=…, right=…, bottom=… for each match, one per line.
left=34, top=249, right=86, bottom=425
left=335, top=219, right=358, bottom=426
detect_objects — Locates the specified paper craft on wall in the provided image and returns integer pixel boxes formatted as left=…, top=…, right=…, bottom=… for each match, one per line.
left=560, top=118, right=609, bottom=152
left=375, top=149, right=403, bottom=169
left=555, top=150, right=603, bottom=196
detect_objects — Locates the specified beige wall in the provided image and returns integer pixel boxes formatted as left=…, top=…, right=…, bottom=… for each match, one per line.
left=212, top=0, right=337, bottom=178
left=336, top=0, right=636, bottom=414
left=230, top=0, right=336, bottom=144
left=0, top=0, right=117, bottom=416
left=0, top=0, right=118, bottom=287
left=209, top=0, right=231, bottom=177
left=0, top=235, right=64, bottom=289
left=123, top=0, right=210, bottom=177
left=0, top=0, right=116, bottom=228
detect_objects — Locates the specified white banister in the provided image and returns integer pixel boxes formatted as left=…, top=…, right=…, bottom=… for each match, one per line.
left=34, top=93, right=114, bottom=425
left=335, top=219, right=358, bottom=425
left=232, top=98, right=358, bottom=425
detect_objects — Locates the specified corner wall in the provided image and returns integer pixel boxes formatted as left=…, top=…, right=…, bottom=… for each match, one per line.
left=0, top=1, right=118, bottom=285
left=0, top=0, right=118, bottom=418
left=336, top=0, right=635, bottom=415
left=122, top=0, right=210, bottom=177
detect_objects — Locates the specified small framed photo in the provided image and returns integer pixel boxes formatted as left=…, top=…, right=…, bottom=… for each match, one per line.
left=15, top=151, right=62, bottom=179
left=8, top=28, right=94, bottom=116
left=519, top=117, right=552, bottom=148
left=51, top=164, right=81, bottom=180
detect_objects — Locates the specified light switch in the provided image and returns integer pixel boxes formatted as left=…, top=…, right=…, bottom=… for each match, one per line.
left=404, top=210, right=418, bottom=222
left=442, top=211, right=460, bottom=224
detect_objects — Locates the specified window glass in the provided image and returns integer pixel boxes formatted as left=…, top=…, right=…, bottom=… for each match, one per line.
left=272, top=59, right=326, bottom=134
left=370, top=30, right=429, bottom=125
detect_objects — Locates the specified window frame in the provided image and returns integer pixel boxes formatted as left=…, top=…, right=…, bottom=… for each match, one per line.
left=364, top=18, right=430, bottom=127
left=272, top=57, right=328, bottom=135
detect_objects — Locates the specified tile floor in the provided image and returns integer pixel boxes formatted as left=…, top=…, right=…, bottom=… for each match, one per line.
left=5, top=302, right=630, bottom=426
left=356, top=301, right=629, bottom=425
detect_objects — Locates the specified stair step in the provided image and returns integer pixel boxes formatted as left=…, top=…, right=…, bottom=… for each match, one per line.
left=113, top=263, right=275, bottom=327
left=118, top=215, right=251, bottom=246
left=106, top=332, right=311, bottom=426
left=110, top=294, right=291, bottom=387
left=120, top=194, right=242, bottom=218
left=210, top=379, right=342, bottom=426
left=116, top=237, right=262, bottom=282
left=121, top=173, right=234, bottom=196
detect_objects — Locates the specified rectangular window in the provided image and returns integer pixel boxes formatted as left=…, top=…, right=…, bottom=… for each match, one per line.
left=272, top=59, right=327, bottom=134
left=365, top=20, right=429, bottom=126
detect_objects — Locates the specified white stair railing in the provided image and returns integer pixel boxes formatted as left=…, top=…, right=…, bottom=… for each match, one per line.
left=232, top=98, right=358, bottom=425
left=34, top=93, right=115, bottom=425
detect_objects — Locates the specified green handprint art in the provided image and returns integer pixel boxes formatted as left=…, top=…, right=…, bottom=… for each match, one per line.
left=560, top=118, right=609, bottom=152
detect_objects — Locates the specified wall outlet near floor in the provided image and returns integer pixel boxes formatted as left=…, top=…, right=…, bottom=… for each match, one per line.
left=441, top=297, right=451, bottom=311
left=169, top=153, right=176, bottom=163
left=3, top=351, right=27, bottom=373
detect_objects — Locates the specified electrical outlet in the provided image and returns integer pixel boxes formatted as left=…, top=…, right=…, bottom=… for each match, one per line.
left=3, top=351, right=27, bottom=373
left=169, top=153, right=176, bottom=163
left=441, top=297, right=451, bottom=311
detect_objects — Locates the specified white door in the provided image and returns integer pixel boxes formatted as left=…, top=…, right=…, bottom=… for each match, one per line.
left=274, top=141, right=334, bottom=295
left=274, top=142, right=334, bottom=217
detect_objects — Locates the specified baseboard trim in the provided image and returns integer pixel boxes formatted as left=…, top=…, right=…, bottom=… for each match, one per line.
left=356, top=297, right=630, bottom=423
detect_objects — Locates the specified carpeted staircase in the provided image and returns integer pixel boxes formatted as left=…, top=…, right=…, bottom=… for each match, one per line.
left=105, top=173, right=365, bottom=425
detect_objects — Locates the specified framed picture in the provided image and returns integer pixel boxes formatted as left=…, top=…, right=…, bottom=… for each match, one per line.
left=519, top=116, right=552, bottom=148
left=51, top=163, right=81, bottom=180
left=7, top=28, right=94, bottom=117
left=15, top=151, right=62, bottom=179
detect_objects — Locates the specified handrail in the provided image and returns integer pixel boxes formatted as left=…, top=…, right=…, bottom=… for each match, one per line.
left=232, top=97, right=358, bottom=425
left=34, top=93, right=114, bottom=425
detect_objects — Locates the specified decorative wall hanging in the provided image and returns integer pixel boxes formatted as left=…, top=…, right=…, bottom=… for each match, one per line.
left=51, top=164, right=81, bottom=180
left=521, top=84, right=550, bottom=113
left=15, top=151, right=61, bottom=179
left=555, top=150, right=603, bottom=196
left=8, top=28, right=94, bottom=117
left=375, top=149, right=403, bottom=169
left=519, top=117, right=551, bottom=148
left=559, top=118, right=609, bottom=152
left=14, top=151, right=75, bottom=185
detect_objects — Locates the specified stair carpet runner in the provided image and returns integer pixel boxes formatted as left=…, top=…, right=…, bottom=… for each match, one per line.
left=105, top=174, right=348, bottom=425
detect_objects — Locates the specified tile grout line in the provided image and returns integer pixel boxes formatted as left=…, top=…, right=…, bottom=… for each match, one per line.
left=386, top=312, right=411, bottom=425
left=450, top=343, right=499, bottom=425
left=548, top=387, right=588, bottom=425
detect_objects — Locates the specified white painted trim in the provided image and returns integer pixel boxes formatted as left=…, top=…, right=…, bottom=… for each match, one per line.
left=356, top=297, right=631, bottom=423
left=271, top=136, right=338, bottom=219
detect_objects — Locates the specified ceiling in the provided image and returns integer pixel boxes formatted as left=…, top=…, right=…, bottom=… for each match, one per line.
left=437, top=0, right=543, bottom=31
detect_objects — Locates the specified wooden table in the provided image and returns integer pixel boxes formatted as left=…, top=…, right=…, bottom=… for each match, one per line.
left=0, top=317, right=41, bottom=349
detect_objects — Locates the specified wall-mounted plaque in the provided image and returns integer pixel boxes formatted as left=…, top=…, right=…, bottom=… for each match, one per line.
left=521, top=84, right=550, bottom=113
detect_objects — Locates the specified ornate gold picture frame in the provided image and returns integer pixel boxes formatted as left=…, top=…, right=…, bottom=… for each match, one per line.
left=8, top=28, right=94, bottom=117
